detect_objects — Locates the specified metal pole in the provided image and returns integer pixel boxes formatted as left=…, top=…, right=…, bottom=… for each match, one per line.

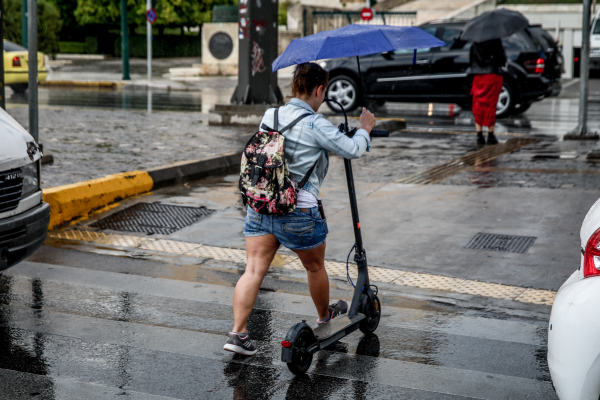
left=0, top=0, right=5, bottom=110
left=146, top=0, right=151, bottom=81
left=121, top=0, right=130, bottom=80
left=21, top=0, right=27, bottom=47
left=27, top=0, right=37, bottom=143
left=577, top=0, right=591, bottom=135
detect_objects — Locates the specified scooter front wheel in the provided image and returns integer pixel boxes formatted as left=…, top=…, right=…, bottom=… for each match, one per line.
left=286, top=327, right=315, bottom=375
left=359, top=294, right=381, bottom=334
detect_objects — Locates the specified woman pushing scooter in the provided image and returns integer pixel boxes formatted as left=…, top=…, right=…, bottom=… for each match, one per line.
left=224, top=62, right=377, bottom=356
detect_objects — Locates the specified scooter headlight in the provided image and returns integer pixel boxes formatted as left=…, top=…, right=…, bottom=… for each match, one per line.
left=21, top=161, right=40, bottom=198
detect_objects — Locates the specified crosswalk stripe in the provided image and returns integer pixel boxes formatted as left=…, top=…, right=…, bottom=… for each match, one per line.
left=13, top=262, right=546, bottom=347
left=49, top=230, right=557, bottom=305
left=0, top=368, right=180, bottom=400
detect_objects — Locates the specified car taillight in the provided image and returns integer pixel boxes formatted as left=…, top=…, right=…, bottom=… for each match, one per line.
left=12, top=57, right=20, bottom=67
left=583, top=227, right=600, bottom=278
left=524, top=58, right=545, bottom=74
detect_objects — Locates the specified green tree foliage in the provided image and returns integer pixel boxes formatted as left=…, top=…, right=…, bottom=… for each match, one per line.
left=3, top=0, right=63, bottom=54
left=75, top=0, right=237, bottom=31
left=48, top=0, right=83, bottom=41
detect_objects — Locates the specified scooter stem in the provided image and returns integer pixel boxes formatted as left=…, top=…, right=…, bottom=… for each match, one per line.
left=344, top=157, right=370, bottom=318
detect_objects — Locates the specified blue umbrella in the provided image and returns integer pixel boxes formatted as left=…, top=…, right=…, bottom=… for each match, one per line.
left=272, top=24, right=446, bottom=72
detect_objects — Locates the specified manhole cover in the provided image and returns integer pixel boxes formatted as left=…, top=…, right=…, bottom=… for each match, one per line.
left=465, top=233, right=536, bottom=254
left=90, top=203, right=214, bottom=235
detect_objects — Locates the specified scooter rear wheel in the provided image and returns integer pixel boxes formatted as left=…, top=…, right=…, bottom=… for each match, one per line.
left=359, top=294, right=381, bottom=334
left=286, top=327, right=315, bottom=375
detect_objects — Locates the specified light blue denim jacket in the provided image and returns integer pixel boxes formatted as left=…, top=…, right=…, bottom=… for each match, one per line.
left=259, top=98, right=371, bottom=200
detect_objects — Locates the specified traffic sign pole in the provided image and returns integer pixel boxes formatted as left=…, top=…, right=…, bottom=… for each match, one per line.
left=121, top=0, right=130, bottom=81
left=147, top=0, right=152, bottom=81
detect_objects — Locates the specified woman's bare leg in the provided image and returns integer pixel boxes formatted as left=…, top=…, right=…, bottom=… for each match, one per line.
left=232, top=234, right=280, bottom=333
left=475, top=123, right=483, bottom=132
left=293, top=243, right=330, bottom=320
left=488, top=124, right=495, bottom=133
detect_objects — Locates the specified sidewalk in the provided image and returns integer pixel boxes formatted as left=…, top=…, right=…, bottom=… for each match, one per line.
left=49, top=132, right=600, bottom=295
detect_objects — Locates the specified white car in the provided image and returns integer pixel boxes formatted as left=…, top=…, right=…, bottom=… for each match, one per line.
left=0, top=107, right=49, bottom=272
left=548, top=198, right=600, bottom=399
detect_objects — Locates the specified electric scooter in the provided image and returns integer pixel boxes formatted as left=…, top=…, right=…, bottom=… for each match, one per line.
left=281, top=98, right=388, bottom=375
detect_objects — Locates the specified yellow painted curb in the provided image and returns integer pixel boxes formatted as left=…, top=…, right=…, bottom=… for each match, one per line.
left=43, top=171, right=153, bottom=230
left=40, top=81, right=123, bottom=88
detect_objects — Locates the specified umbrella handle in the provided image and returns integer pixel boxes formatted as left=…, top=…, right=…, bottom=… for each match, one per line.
left=325, top=98, right=349, bottom=135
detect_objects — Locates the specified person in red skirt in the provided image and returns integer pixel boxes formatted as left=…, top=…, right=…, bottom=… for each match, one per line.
left=469, top=39, right=507, bottom=145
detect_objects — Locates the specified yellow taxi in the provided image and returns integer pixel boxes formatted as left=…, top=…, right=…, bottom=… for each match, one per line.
left=3, top=40, right=47, bottom=93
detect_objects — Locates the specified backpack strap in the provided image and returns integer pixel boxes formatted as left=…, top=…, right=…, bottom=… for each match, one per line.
left=260, top=109, right=312, bottom=134
left=297, top=159, right=318, bottom=189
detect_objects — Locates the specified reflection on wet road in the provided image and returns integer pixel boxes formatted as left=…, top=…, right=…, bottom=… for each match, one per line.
left=7, top=85, right=600, bottom=137
left=0, top=257, right=555, bottom=399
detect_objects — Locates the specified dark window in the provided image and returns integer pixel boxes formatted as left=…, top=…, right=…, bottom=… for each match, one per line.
left=501, top=31, right=537, bottom=51
left=438, top=27, right=471, bottom=51
left=594, top=20, right=600, bottom=34
left=530, top=27, right=558, bottom=53
left=393, top=27, right=436, bottom=55
left=3, top=41, right=26, bottom=52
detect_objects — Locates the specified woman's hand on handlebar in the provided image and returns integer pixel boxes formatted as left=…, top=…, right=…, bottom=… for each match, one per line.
left=360, top=107, right=376, bottom=134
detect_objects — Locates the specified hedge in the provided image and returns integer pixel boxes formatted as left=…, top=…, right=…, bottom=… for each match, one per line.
left=58, top=41, right=86, bottom=53
left=115, top=35, right=201, bottom=58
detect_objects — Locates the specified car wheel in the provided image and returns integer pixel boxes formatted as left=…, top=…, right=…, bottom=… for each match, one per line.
left=326, top=75, right=360, bottom=113
left=9, top=84, right=28, bottom=93
left=513, top=102, right=532, bottom=114
left=496, top=84, right=515, bottom=118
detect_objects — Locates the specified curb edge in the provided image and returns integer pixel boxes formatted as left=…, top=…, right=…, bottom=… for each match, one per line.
left=43, top=152, right=242, bottom=230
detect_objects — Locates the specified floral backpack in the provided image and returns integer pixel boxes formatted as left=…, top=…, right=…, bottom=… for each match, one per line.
left=239, top=108, right=317, bottom=215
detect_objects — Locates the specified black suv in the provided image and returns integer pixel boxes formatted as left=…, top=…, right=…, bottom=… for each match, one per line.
left=324, top=21, right=562, bottom=117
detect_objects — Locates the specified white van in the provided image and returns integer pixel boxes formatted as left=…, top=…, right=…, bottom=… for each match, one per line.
left=0, top=107, right=49, bottom=272
left=591, top=10, right=600, bottom=70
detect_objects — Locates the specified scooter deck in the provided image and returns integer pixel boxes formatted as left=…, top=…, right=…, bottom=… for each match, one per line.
left=311, top=313, right=366, bottom=351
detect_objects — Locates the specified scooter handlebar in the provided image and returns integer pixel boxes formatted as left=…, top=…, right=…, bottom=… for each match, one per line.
left=342, top=126, right=389, bottom=138
left=370, top=130, right=389, bottom=137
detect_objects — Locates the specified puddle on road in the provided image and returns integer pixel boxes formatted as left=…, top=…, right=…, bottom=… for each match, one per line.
left=6, top=86, right=233, bottom=115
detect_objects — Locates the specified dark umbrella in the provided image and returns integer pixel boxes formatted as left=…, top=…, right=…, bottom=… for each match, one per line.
left=460, top=9, right=530, bottom=43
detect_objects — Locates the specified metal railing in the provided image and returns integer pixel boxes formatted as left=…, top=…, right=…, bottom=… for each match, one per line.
left=305, top=11, right=417, bottom=36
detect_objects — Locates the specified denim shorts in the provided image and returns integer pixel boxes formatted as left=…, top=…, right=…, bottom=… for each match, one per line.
left=243, top=206, right=329, bottom=251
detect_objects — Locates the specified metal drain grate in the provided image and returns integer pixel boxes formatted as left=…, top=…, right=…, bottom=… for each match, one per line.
left=466, top=233, right=536, bottom=254
left=90, top=203, right=214, bottom=235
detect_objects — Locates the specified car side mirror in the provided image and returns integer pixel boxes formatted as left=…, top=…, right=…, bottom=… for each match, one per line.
left=382, top=51, right=393, bottom=59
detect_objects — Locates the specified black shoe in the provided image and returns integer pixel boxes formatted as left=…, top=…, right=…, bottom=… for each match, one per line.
left=317, top=300, right=348, bottom=325
left=223, top=332, right=257, bottom=356
left=477, top=132, right=485, bottom=145
left=487, top=133, right=498, bottom=145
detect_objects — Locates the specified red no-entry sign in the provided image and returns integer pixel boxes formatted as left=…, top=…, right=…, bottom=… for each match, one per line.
left=146, top=8, right=157, bottom=24
left=361, top=7, right=373, bottom=21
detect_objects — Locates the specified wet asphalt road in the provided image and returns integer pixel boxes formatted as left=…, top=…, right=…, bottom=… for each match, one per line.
left=0, top=244, right=553, bottom=400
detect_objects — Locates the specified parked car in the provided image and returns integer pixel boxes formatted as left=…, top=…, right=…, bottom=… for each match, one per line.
left=3, top=40, right=47, bottom=93
left=591, top=10, right=600, bottom=72
left=527, top=24, right=564, bottom=96
left=323, top=21, right=562, bottom=118
left=548, top=198, right=600, bottom=399
left=0, top=108, right=49, bottom=272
